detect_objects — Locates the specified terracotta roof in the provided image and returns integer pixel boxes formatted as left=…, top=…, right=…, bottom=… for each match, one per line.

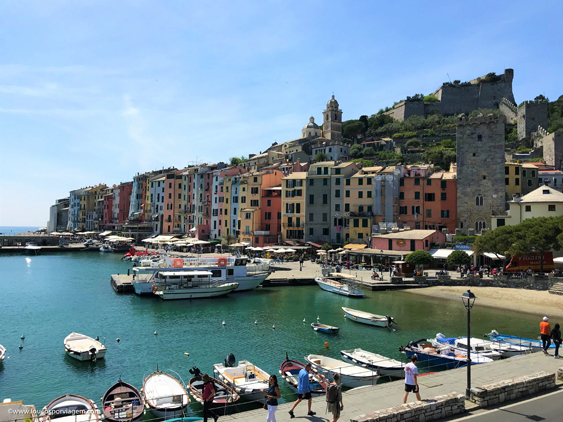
left=372, top=230, right=440, bottom=240
left=283, top=172, right=307, bottom=180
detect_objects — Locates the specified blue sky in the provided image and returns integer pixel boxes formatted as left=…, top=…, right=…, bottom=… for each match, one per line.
left=1, top=0, right=562, bottom=226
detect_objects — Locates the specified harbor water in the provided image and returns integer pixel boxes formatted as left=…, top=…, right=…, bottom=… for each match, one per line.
left=0, top=252, right=543, bottom=412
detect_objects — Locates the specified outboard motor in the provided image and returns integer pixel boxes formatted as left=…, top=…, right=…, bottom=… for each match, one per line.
left=224, top=353, right=236, bottom=368
left=189, top=366, right=202, bottom=379
left=89, top=347, right=97, bottom=362
left=386, top=315, right=396, bottom=327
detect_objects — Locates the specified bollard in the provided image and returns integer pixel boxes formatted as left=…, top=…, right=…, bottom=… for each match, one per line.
left=127, top=269, right=130, bottom=276
left=324, top=342, right=329, bottom=349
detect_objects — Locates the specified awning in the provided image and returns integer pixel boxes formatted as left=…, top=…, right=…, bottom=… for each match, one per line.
left=99, top=231, right=113, bottom=237
left=344, top=244, right=367, bottom=250
left=483, top=252, right=505, bottom=260
left=554, top=257, right=563, bottom=264
left=430, top=249, right=474, bottom=259
left=306, top=242, right=323, bottom=248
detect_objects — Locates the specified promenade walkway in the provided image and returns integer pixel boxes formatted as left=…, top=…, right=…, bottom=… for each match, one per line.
left=221, top=352, right=563, bottom=421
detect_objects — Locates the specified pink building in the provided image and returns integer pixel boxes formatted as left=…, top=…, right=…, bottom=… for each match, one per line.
left=371, top=229, right=445, bottom=252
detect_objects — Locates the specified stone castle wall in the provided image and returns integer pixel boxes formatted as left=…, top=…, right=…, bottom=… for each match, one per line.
left=499, top=97, right=517, bottom=123
left=456, top=114, right=506, bottom=234
left=517, top=99, right=549, bottom=140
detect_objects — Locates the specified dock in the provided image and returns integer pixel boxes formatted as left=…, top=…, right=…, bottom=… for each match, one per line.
left=110, top=273, right=151, bottom=293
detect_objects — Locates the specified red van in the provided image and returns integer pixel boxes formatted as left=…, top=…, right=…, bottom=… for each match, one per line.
left=505, top=252, right=554, bottom=273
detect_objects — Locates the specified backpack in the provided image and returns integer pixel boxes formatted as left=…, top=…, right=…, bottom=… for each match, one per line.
left=326, top=383, right=339, bottom=403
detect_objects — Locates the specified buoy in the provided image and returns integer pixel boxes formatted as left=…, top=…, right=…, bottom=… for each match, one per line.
left=21, top=335, right=25, bottom=340
left=154, top=331, right=158, bottom=336
left=222, top=321, right=226, bottom=326
left=116, top=338, right=120, bottom=343
left=324, top=342, right=329, bottom=349
left=303, top=318, right=306, bottom=323
left=19, top=345, right=23, bottom=350
left=184, top=352, right=190, bottom=356
left=254, top=320, right=258, bottom=325
left=317, top=316, right=320, bottom=321
left=272, top=324, right=276, bottom=330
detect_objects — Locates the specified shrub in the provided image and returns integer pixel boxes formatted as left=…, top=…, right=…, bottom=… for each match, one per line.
left=392, top=133, right=404, bottom=138
left=403, top=131, right=418, bottom=138
left=516, top=145, right=531, bottom=153
left=423, top=94, right=439, bottom=102
left=363, top=147, right=376, bottom=157
left=440, top=139, right=455, bottom=149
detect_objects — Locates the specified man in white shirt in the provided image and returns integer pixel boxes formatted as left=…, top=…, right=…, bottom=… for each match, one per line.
left=403, top=355, right=421, bottom=403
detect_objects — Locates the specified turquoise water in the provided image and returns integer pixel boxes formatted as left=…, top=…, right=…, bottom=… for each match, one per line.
left=0, top=253, right=543, bottom=414
left=0, top=226, right=42, bottom=235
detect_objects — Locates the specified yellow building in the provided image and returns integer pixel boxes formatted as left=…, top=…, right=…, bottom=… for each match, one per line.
left=492, top=186, right=563, bottom=228
left=345, top=168, right=378, bottom=242
left=504, top=162, right=523, bottom=199
left=281, top=172, right=307, bottom=242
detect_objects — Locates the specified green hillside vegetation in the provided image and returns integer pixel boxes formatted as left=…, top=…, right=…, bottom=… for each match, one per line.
left=548, top=95, right=563, bottom=133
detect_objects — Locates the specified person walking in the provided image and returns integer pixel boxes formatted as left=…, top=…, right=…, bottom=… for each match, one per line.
left=551, top=323, right=562, bottom=359
left=288, top=363, right=315, bottom=418
left=403, top=355, right=421, bottom=403
left=326, top=372, right=343, bottom=422
left=265, top=374, right=281, bottom=422
left=201, top=374, right=218, bottom=422
left=299, top=256, right=304, bottom=271
left=540, top=316, right=552, bottom=355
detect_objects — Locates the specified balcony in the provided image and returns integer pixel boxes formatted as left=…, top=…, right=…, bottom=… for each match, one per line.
left=254, top=231, right=270, bottom=236
left=348, top=211, right=374, bottom=217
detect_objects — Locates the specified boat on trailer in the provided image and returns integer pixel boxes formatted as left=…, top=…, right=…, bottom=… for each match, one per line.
left=311, top=323, right=340, bottom=334
left=279, top=354, right=328, bottom=396
left=40, top=394, right=100, bottom=422
left=340, top=348, right=405, bottom=379
left=213, top=354, right=270, bottom=402
left=342, top=307, right=396, bottom=328
left=101, top=378, right=144, bottom=422
left=315, top=274, right=365, bottom=298
left=142, top=369, right=189, bottom=419
left=305, top=354, right=380, bottom=388
left=187, top=366, right=239, bottom=405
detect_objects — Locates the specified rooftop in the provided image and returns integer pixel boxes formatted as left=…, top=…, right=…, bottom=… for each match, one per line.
left=372, top=229, right=440, bottom=240
left=283, top=172, right=307, bottom=180
left=516, top=186, right=563, bottom=203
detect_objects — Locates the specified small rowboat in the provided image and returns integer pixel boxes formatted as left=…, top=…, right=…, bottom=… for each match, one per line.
left=279, top=355, right=328, bottom=396
left=101, top=378, right=144, bottom=422
left=342, top=307, right=395, bottom=328
left=311, top=323, right=340, bottom=334
left=40, top=394, right=100, bottom=422
left=305, top=354, right=380, bottom=388
left=187, top=366, right=239, bottom=405
left=341, top=348, right=405, bottom=379
left=142, top=369, right=189, bottom=418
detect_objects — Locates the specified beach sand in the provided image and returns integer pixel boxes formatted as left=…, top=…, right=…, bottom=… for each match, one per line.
left=403, top=286, right=563, bottom=318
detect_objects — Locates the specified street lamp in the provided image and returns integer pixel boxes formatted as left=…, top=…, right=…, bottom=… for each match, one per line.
left=461, top=289, right=477, bottom=398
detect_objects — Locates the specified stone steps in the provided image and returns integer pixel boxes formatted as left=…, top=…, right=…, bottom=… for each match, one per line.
left=549, top=282, right=563, bottom=295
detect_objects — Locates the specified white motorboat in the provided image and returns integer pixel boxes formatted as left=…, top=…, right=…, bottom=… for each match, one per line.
left=432, top=334, right=503, bottom=360
left=340, top=348, right=405, bottom=379
left=24, top=242, right=41, bottom=254
left=152, top=271, right=239, bottom=300
left=0, top=344, right=5, bottom=362
left=305, top=354, right=380, bottom=388
left=132, top=255, right=268, bottom=295
left=142, top=370, right=189, bottom=418
left=213, top=354, right=270, bottom=402
left=0, top=399, right=38, bottom=422
left=342, top=307, right=396, bottom=328
left=40, top=394, right=100, bottom=422
left=99, top=244, right=114, bottom=253
left=315, top=274, right=365, bottom=298
left=64, top=332, right=107, bottom=362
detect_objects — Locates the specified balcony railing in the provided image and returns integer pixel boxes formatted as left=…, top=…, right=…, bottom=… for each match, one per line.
left=254, top=231, right=270, bottom=235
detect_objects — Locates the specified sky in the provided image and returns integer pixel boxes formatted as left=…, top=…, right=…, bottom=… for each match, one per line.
left=1, top=0, right=562, bottom=226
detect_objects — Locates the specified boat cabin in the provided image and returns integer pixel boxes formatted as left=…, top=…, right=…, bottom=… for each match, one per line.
left=153, top=271, right=214, bottom=288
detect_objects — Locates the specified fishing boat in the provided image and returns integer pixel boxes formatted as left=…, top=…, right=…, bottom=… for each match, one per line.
left=315, top=274, right=365, bottom=298
left=213, top=354, right=270, bottom=402
left=132, top=255, right=268, bottom=294
left=305, top=354, right=380, bottom=388
left=142, top=369, right=190, bottom=418
left=151, top=271, right=239, bottom=300
left=0, top=344, right=5, bottom=362
left=432, top=334, right=503, bottom=360
left=311, top=323, right=340, bottom=334
left=99, top=244, right=114, bottom=253
left=279, top=355, right=328, bottom=396
left=24, top=242, right=41, bottom=255
left=40, top=394, right=100, bottom=422
left=340, top=348, right=406, bottom=378
left=399, top=339, right=493, bottom=370
left=101, top=378, right=144, bottom=422
left=187, top=366, right=239, bottom=405
left=64, top=332, right=107, bottom=362
left=486, top=330, right=551, bottom=352
left=342, top=307, right=396, bottom=328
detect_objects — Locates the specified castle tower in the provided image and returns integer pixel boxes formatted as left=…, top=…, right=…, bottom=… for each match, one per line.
left=302, top=116, right=320, bottom=138
left=456, top=113, right=506, bottom=234
left=517, top=98, right=549, bottom=140
left=323, top=95, right=342, bottom=141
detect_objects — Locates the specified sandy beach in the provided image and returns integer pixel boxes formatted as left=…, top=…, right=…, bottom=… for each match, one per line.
left=403, top=286, right=563, bottom=318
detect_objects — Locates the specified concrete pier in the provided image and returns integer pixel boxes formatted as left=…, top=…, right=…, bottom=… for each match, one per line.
left=110, top=273, right=151, bottom=293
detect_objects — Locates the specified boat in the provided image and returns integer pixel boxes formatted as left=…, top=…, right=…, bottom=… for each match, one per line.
left=0, top=399, right=38, bottom=422
left=64, top=332, right=107, bottom=362
left=24, top=242, right=41, bottom=254
left=187, top=366, right=239, bottom=405
left=213, top=354, right=270, bottom=402
left=431, top=334, right=503, bottom=360
left=315, top=274, right=365, bottom=298
left=311, top=323, right=340, bottom=334
left=152, top=271, right=239, bottom=300
left=399, top=338, right=493, bottom=370
left=486, top=330, right=551, bottom=352
left=279, top=355, right=328, bottom=396
left=142, top=369, right=189, bottom=418
left=0, top=344, right=5, bottom=362
left=304, top=354, right=380, bottom=388
left=132, top=255, right=268, bottom=295
left=342, top=307, right=396, bottom=328
left=40, top=394, right=100, bottom=422
left=99, top=244, right=114, bottom=253
left=101, top=378, right=144, bottom=422
left=340, top=348, right=406, bottom=379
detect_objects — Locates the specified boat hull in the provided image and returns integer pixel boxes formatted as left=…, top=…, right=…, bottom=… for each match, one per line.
left=340, top=351, right=404, bottom=379
left=315, top=278, right=364, bottom=298
left=234, top=273, right=268, bottom=291
left=155, top=283, right=239, bottom=300
left=279, top=359, right=328, bottom=396
left=403, top=348, right=468, bottom=370
left=66, top=349, right=106, bottom=361
left=305, top=356, right=379, bottom=388
left=311, top=323, right=339, bottom=334
left=343, top=311, right=389, bottom=328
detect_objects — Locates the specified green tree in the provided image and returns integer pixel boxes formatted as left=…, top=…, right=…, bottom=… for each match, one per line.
left=440, top=139, right=455, bottom=149
left=405, top=139, right=421, bottom=149
left=230, top=156, right=248, bottom=166
left=321, top=243, right=332, bottom=251
left=405, top=250, right=434, bottom=272
left=351, top=158, right=375, bottom=167
left=446, top=250, right=471, bottom=267
left=363, top=147, right=376, bottom=157
left=314, top=152, right=329, bottom=162
left=422, top=148, right=456, bottom=169
left=342, top=120, right=366, bottom=140
left=350, top=144, right=363, bottom=158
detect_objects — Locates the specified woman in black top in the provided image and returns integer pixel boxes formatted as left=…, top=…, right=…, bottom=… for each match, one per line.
left=551, top=323, right=562, bottom=358
left=266, top=374, right=281, bottom=422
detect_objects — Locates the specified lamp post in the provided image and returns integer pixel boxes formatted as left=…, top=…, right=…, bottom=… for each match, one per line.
left=461, top=289, right=477, bottom=398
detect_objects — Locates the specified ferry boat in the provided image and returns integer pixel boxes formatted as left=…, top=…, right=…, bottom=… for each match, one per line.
left=315, top=274, right=365, bottom=298
left=132, top=255, right=268, bottom=295
left=152, top=271, right=239, bottom=300
left=40, top=394, right=100, bottom=422
left=213, top=354, right=270, bottom=402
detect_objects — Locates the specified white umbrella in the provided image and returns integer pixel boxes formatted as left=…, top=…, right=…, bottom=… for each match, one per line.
left=317, top=250, right=327, bottom=255
left=253, top=247, right=264, bottom=251
left=285, top=248, right=296, bottom=253
left=338, top=251, right=348, bottom=255
left=192, top=240, right=210, bottom=245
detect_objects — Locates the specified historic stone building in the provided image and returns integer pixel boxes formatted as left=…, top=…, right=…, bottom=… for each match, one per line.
left=323, top=95, right=343, bottom=141
left=517, top=98, right=549, bottom=140
left=456, top=113, right=506, bottom=234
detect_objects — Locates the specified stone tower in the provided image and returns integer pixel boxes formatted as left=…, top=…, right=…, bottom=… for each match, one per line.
left=456, top=113, right=506, bottom=234
left=517, top=98, right=549, bottom=140
left=323, top=95, right=343, bottom=141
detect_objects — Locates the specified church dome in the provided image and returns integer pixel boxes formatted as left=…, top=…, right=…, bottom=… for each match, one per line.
left=303, top=116, right=319, bottom=130
left=327, top=95, right=339, bottom=108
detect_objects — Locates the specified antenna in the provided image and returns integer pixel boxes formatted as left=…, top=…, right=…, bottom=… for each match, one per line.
left=447, top=73, right=451, bottom=83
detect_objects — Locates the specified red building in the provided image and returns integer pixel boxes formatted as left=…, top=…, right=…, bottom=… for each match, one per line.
left=103, top=193, right=113, bottom=226
left=371, top=229, right=446, bottom=252
left=118, top=182, right=133, bottom=224
left=255, top=185, right=282, bottom=246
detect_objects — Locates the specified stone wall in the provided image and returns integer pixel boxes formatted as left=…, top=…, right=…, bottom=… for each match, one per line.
left=499, top=97, right=517, bottom=123
left=517, top=100, right=549, bottom=141
left=351, top=392, right=465, bottom=422
left=393, top=274, right=559, bottom=290
left=541, top=131, right=563, bottom=169
left=469, top=372, right=555, bottom=407
left=0, top=235, right=60, bottom=247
